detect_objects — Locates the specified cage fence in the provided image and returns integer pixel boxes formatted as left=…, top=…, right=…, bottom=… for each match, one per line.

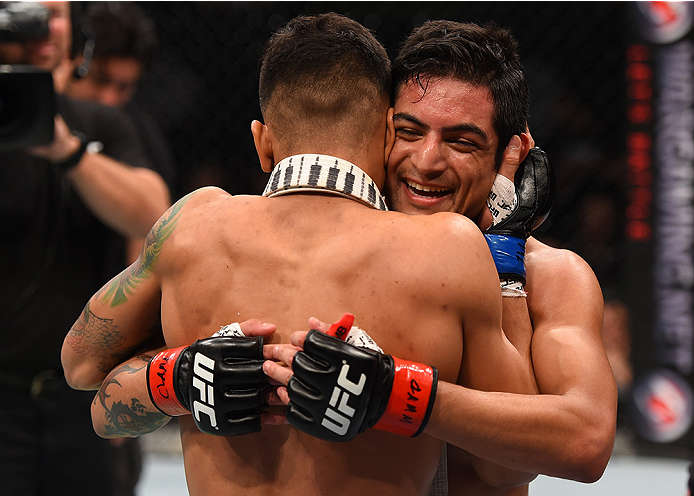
left=135, top=1, right=627, bottom=295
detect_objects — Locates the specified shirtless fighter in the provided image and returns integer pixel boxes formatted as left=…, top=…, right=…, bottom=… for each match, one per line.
left=267, top=20, right=618, bottom=496
left=61, top=13, right=537, bottom=496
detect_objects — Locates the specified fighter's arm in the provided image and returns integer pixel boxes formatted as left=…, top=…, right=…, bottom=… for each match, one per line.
left=89, top=319, right=278, bottom=439
left=91, top=351, right=172, bottom=438
left=529, top=244, right=617, bottom=480
left=61, top=194, right=195, bottom=390
left=429, top=247, right=617, bottom=484
left=268, top=327, right=538, bottom=488
left=61, top=246, right=163, bottom=390
left=435, top=227, right=539, bottom=488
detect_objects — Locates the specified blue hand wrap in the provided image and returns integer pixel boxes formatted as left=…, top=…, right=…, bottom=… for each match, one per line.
left=484, top=234, right=526, bottom=284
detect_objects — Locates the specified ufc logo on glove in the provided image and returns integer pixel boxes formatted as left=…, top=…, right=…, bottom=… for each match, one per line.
left=147, top=335, right=268, bottom=436
left=287, top=314, right=438, bottom=443
left=321, top=362, right=367, bottom=436
left=192, top=353, right=217, bottom=429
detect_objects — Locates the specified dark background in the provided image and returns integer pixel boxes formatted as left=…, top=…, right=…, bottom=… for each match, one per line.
left=65, top=0, right=694, bottom=457
left=132, top=2, right=628, bottom=301
left=131, top=0, right=657, bottom=450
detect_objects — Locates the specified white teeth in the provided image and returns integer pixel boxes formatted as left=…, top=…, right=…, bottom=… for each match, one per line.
left=405, top=179, right=448, bottom=194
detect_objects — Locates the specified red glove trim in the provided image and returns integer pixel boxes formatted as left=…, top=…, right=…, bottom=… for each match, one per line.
left=327, top=313, right=355, bottom=340
left=374, top=357, right=436, bottom=437
left=147, top=346, right=189, bottom=416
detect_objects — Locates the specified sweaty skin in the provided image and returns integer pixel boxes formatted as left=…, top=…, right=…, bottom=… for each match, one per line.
left=62, top=179, right=536, bottom=496
left=62, top=74, right=614, bottom=494
left=385, top=78, right=500, bottom=220
left=386, top=77, right=617, bottom=494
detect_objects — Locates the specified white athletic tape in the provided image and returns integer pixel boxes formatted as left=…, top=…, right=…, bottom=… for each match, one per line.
left=212, top=322, right=246, bottom=337
left=263, top=154, right=388, bottom=211
left=487, top=174, right=517, bottom=226
left=345, top=326, right=383, bottom=354
left=213, top=321, right=384, bottom=353
left=500, top=279, right=527, bottom=297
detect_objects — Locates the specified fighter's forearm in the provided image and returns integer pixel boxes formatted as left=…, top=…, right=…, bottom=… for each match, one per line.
left=425, top=382, right=610, bottom=483
left=453, top=331, right=539, bottom=488
left=91, top=355, right=171, bottom=438
left=62, top=297, right=163, bottom=391
left=62, top=299, right=136, bottom=390
left=501, top=297, right=537, bottom=388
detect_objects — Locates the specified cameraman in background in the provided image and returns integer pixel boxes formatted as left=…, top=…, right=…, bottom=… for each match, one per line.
left=0, top=2, right=170, bottom=495
left=63, top=3, right=180, bottom=493
left=65, top=1, right=178, bottom=217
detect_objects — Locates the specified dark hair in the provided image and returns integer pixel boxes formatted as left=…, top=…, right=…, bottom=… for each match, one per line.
left=393, top=20, right=529, bottom=168
left=75, top=1, right=157, bottom=62
left=258, top=13, right=391, bottom=147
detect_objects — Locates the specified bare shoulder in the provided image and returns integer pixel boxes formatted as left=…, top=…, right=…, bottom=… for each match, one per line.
left=172, top=186, right=232, bottom=212
left=526, top=237, right=599, bottom=288
left=525, top=236, right=604, bottom=328
left=372, top=210, right=487, bottom=262
left=142, top=187, right=235, bottom=263
left=395, top=211, right=493, bottom=272
left=392, top=210, right=501, bottom=297
left=409, top=211, right=486, bottom=246
left=158, top=186, right=241, bottom=231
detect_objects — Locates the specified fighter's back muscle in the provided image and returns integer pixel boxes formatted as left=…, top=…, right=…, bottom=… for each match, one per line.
left=152, top=187, right=496, bottom=495
left=156, top=187, right=489, bottom=377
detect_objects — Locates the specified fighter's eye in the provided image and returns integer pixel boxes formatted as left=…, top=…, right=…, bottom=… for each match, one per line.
left=448, top=139, right=476, bottom=152
left=395, top=128, right=420, bottom=140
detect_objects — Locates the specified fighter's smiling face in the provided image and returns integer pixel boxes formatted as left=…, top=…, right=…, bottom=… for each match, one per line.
left=385, top=77, right=499, bottom=219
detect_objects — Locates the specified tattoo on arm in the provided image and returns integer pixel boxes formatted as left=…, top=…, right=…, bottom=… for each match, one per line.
left=65, top=301, right=122, bottom=358
left=95, top=357, right=170, bottom=437
left=97, top=192, right=196, bottom=307
left=65, top=302, right=158, bottom=374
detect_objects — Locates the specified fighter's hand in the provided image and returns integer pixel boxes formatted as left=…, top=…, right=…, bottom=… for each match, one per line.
left=262, top=315, right=350, bottom=401
left=265, top=313, right=438, bottom=442
left=486, top=143, right=554, bottom=240
left=213, top=318, right=276, bottom=338
left=146, top=320, right=276, bottom=436
left=264, top=314, right=382, bottom=398
left=481, top=132, right=554, bottom=286
left=477, top=131, right=535, bottom=230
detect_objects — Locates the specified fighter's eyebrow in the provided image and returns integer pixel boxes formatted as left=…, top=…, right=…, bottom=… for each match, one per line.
left=393, top=112, right=490, bottom=143
left=393, top=112, right=426, bottom=127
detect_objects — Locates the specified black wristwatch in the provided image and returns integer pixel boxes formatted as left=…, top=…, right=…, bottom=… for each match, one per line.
left=56, top=131, right=89, bottom=172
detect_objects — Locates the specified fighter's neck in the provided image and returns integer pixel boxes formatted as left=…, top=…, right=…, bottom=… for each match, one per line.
left=262, top=154, right=388, bottom=211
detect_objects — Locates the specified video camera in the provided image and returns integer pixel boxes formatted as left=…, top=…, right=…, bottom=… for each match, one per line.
left=0, top=1, right=55, bottom=151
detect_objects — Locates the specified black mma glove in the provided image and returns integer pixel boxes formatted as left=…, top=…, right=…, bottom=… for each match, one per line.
left=484, top=147, right=555, bottom=286
left=287, top=328, right=437, bottom=442
left=147, top=336, right=268, bottom=436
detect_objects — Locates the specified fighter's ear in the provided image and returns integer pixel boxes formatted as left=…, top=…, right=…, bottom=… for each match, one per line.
left=384, top=107, right=395, bottom=166
left=251, top=120, right=275, bottom=173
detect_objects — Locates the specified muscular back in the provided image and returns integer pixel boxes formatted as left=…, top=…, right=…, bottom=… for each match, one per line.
left=148, top=187, right=504, bottom=496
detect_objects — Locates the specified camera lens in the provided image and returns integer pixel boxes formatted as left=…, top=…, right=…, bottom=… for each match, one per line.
left=0, top=82, right=33, bottom=140
left=0, top=66, right=55, bottom=150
